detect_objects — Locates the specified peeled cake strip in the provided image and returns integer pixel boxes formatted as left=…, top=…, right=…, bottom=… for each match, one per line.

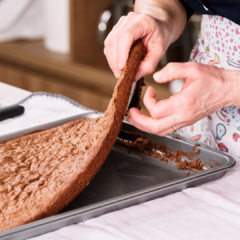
left=0, top=40, right=146, bottom=232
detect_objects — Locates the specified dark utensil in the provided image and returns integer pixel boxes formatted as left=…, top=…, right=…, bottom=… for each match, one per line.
left=0, top=105, right=24, bottom=121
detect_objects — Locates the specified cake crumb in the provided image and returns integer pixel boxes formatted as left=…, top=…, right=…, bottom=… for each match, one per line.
left=117, top=130, right=219, bottom=172
left=172, top=136, right=181, bottom=140
left=192, top=143, right=201, bottom=152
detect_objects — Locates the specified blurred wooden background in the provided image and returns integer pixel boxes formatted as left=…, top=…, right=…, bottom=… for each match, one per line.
left=0, top=0, right=200, bottom=114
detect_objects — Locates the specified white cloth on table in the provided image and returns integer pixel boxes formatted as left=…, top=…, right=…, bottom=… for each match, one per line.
left=0, top=92, right=91, bottom=136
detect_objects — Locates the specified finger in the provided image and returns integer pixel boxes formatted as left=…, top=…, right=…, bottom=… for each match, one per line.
left=143, top=88, right=183, bottom=119
left=134, top=42, right=165, bottom=81
left=108, top=16, right=125, bottom=36
left=104, top=16, right=127, bottom=78
left=109, top=12, right=164, bottom=80
left=157, top=123, right=184, bottom=136
left=128, top=108, right=181, bottom=136
left=105, top=14, right=143, bottom=76
left=153, top=62, right=190, bottom=83
left=143, top=86, right=158, bottom=116
left=155, top=94, right=183, bottom=118
left=115, top=13, right=151, bottom=73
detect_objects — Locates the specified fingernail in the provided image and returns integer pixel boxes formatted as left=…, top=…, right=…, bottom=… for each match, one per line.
left=118, top=59, right=124, bottom=69
left=153, top=70, right=162, bottom=81
left=113, top=70, right=120, bottom=79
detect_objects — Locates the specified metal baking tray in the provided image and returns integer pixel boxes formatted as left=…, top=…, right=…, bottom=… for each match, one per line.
left=0, top=112, right=235, bottom=240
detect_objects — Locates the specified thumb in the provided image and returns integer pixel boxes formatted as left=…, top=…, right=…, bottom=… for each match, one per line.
left=153, top=62, right=189, bottom=83
left=143, top=86, right=158, bottom=117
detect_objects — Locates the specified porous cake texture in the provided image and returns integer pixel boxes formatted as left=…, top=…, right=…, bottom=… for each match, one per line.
left=0, top=40, right=146, bottom=231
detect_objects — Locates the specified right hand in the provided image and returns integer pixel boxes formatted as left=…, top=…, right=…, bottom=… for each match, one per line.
left=104, top=12, right=174, bottom=80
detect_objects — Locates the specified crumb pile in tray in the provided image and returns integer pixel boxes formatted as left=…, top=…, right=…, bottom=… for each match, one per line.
left=117, top=130, right=220, bottom=172
left=0, top=40, right=146, bottom=232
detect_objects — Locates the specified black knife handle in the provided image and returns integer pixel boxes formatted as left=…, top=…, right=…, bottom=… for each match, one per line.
left=0, top=105, right=25, bottom=121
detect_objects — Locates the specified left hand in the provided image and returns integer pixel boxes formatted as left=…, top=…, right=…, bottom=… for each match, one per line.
left=128, top=62, right=238, bottom=136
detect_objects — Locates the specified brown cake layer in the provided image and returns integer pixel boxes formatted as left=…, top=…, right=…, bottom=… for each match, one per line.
left=0, top=40, right=146, bottom=232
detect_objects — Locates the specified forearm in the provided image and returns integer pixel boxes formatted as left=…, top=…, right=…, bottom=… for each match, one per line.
left=222, top=69, right=240, bottom=107
left=134, top=0, right=187, bottom=43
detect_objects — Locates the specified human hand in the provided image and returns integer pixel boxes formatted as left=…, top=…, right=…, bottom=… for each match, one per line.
left=104, top=12, right=174, bottom=80
left=128, top=62, right=237, bottom=136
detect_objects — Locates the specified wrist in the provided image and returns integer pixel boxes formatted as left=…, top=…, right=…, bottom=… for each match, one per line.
left=222, top=69, right=240, bottom=107
left=134, top=0, right=186, bottom=43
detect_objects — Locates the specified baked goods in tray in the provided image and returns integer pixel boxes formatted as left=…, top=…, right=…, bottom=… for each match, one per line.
left=0, top=40, right=146, bottom=232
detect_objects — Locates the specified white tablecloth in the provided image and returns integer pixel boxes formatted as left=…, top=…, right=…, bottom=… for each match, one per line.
left=0, top=83, right=240, bottom=240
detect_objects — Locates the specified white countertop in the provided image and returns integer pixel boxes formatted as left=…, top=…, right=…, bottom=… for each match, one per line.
left=1, top=83, right=240, bottom=240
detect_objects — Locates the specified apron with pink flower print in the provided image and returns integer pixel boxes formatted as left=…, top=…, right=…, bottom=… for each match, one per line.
left=178, top=15, right=240, bottom=158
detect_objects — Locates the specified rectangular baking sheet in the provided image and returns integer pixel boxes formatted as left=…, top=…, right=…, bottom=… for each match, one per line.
left=0, top=112, right=235, bottom=240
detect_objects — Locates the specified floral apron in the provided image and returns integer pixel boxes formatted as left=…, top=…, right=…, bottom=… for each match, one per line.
left=178, top=15, right=240, bottom=158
